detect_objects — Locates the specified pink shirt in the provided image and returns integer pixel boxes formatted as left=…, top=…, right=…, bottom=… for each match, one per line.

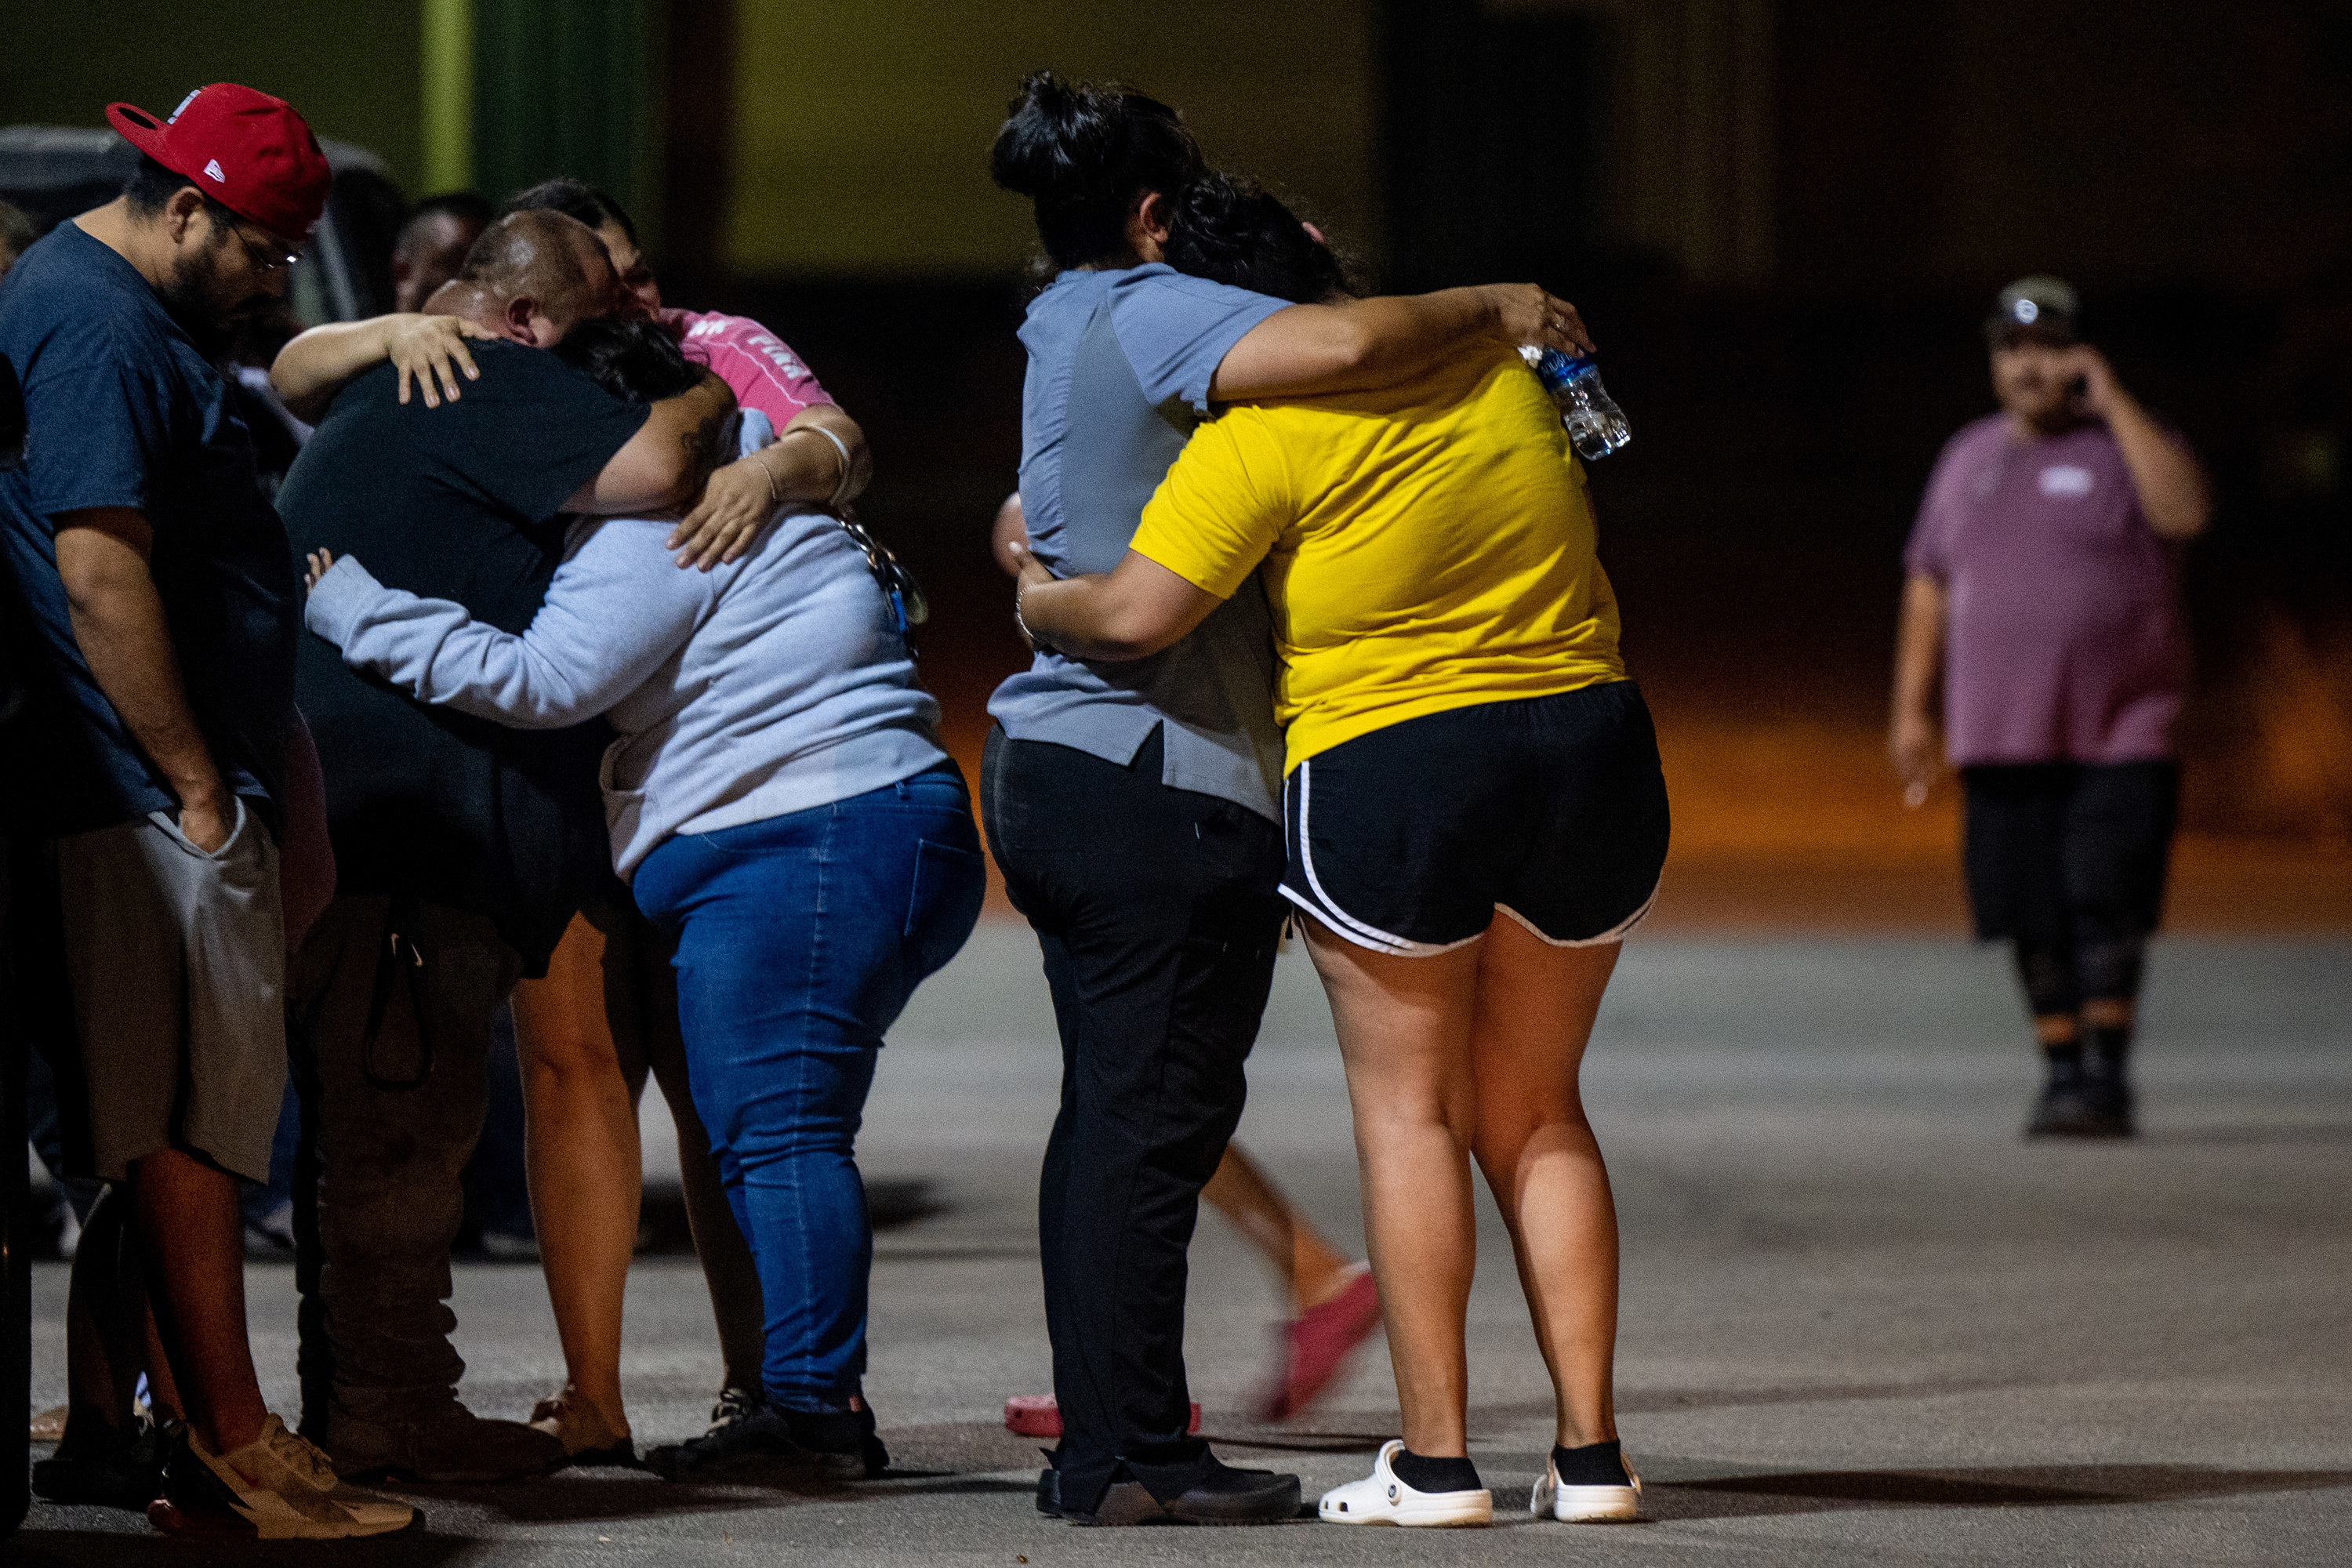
left=660, top=308, right=834, bottom=430
left=1905, top=415, right=2189, bottom=768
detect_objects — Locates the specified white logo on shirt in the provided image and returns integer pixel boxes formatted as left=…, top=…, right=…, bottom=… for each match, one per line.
left=203, top=158, right=226, bottom=183
left=2038, top=465, right=2094, bottom=498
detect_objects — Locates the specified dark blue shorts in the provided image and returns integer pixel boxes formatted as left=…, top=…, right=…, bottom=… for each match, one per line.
left=1279, top=681, right=1671, bottom=956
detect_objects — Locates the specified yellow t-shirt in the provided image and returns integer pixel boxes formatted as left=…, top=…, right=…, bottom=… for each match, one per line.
left=1131, top=347, right=1624, bottom=771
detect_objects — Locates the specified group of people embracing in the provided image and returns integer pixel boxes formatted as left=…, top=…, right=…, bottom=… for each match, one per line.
left=971, top=74, right=1671, bottom=1527
left=6, top=69, right=1666, bottom=1541
left=294, top=68, right=1671, bottom=1532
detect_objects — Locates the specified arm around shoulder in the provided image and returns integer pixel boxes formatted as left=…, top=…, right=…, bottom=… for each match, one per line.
left=271, top=314, right=494, bottom=423
left=566, top=370, right=736, bottom=517
left=1209, top=283, right=1593, bottom=401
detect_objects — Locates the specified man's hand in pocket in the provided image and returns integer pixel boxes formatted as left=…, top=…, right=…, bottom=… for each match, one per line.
left=178, top=793, right=233, bottom=854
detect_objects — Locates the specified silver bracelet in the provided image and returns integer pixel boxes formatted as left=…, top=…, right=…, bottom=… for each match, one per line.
left=1013, top=581, right=1054, bottom=655
left=797, top=423, right=855, bottom=511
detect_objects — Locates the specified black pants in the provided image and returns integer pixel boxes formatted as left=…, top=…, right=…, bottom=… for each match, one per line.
left=1962, top=761, right=2178, bottom=1013
left=287, top=895, right=522, bottom=1435
left=982, top=725, right=1287, bottom=1514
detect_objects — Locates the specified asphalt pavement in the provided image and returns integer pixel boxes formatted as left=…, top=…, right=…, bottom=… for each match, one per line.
left=16, top=926, right=2352, bottom=1566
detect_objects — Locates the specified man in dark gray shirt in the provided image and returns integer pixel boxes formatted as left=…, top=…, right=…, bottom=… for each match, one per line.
left=270, top=211, right=731, bottom=1483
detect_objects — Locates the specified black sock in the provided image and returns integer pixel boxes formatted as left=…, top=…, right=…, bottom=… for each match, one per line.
left=1391, top=1449, right=1482, bottom=1494
left=2042, top=1040, right=2082, bottom=1073
left=1552, top=1439, right=1626, bottom=1486
left=2082, top=1022, right=2131, bottom=1073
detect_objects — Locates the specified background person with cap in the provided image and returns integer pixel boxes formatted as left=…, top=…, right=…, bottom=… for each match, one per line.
left=0, top=82, right=412, bottom=1538
left=1889, top=277, right=2212, bottom=1139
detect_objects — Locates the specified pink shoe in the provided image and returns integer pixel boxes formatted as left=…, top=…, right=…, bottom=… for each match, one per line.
left=1254, top=1263, right=1381, bottom=1421
left=1002, top=1396, right=1201, bottom=1439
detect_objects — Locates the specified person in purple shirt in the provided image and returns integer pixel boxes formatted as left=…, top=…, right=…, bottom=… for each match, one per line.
left=1890, top=276, right=2212, bottom=1139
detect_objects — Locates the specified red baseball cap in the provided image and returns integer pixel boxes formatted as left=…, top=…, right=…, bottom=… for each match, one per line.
left=106, top=84, right=331, bottom=241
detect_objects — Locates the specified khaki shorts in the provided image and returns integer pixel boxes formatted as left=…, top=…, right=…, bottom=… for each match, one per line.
left=56, top=797, right=287, bottom=1183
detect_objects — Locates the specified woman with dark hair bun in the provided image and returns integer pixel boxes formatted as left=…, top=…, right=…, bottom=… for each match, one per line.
left=982, top=70, right=1601, bottom=1528
left=989, top=74, right=1204, bottom=270
left=1018, top=184, right=1663, bottom=1532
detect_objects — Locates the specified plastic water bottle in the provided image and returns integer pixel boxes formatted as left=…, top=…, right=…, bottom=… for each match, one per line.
left=1520, top=346, right=1631, bottom=459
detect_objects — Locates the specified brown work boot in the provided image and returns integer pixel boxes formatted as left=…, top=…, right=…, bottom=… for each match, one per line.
left=319, top=1399, right=564, bottom=1483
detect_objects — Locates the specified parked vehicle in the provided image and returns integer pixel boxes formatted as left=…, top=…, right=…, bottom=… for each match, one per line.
left=0, top=125, right=405, bottom=322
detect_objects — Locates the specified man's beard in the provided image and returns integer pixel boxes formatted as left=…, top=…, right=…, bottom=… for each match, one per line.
left=153, top=241, right=267, bottom=359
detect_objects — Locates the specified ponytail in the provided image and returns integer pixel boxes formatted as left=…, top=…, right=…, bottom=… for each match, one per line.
left=990, top=71, right=1203, bottom=269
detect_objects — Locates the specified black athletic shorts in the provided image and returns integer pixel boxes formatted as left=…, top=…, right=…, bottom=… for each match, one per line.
left=1961, top=760, right=2178, bottom=942
left=1279, top=681, right=1671, bottom=956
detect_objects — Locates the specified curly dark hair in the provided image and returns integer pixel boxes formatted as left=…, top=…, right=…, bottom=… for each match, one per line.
left=1161, top=172, right=1355, bottom=305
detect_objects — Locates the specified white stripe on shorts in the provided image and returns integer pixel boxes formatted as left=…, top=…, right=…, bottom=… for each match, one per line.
left=1285, top=759, right=1483, bottom=959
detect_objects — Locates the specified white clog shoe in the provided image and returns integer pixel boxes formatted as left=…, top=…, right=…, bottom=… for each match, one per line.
left=1530, top=1449, right=1642, bottom=1522
left=1318, top=1439, right=1493, bottom=1527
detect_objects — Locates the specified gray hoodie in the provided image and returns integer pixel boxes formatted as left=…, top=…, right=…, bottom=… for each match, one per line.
left=304, top=419, right=946, bottom=880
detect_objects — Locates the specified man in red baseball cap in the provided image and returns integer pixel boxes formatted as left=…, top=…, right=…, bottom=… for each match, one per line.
left=85, top=83, right=331, bottom=351
left=0, top=85, right=411, bottom=1538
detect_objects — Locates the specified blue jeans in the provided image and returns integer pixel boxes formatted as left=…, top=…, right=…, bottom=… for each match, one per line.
left=632, top=764, right=985, bottom=1410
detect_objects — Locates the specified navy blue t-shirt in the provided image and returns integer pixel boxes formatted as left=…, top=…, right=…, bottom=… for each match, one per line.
left=0, top=221, right=297, bottom=836
left=278, top=342, right=648, bottom=973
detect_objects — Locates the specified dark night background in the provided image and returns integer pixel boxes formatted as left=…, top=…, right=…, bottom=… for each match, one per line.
left=11, top=0, right=2351, bottom=922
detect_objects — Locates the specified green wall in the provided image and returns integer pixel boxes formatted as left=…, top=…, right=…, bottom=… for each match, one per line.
left=2, top=2, right=427, bottom=192
left=472, top=0, right=663, bottom=246
left=721, top=0, right=1381, bottom=279
left=4, top=1, right=1385, bottom=279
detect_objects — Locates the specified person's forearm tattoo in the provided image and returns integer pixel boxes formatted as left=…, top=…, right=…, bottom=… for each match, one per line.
left=679, top=405, right=727, bottom=493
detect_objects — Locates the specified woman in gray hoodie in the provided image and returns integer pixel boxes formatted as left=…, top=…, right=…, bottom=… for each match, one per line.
left=303, top=318, right=983, bottom=1479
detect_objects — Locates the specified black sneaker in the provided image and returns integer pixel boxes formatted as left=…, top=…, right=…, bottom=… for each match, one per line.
left=646, top=1399, right=887, bottom=1482
left=1062, top=1456, right=1301, bottom=1526
left=2078, top=1059, right=2136, bottom=1138
left=777, top=1404, right=888, bottom=1479
left=706, top=1385, right=760, bottom=1436
left=31, top=1418, right=165, bottom=1511
left=2026, top=1058, right=2103, bottom=1138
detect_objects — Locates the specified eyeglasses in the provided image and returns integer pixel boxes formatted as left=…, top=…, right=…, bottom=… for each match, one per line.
left=834, top=511, right=928, bottom=639
left=230, top=225, right=302, bottom=275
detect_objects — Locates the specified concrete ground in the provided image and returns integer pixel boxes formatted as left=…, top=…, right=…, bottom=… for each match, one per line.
left=15, top=926, right=2352, bottom=1566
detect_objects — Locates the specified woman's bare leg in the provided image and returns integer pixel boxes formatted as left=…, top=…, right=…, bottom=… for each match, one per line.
left=1302, top=915, right=1484, bottom=1457
left=642, top=1021, right=766, bottom=1395
left=512, top=915, right=641, bottom=1439
left=1467, top=916, right=1622, bottom=1450
left=1200, top=1143, right=1354, bottom=1313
